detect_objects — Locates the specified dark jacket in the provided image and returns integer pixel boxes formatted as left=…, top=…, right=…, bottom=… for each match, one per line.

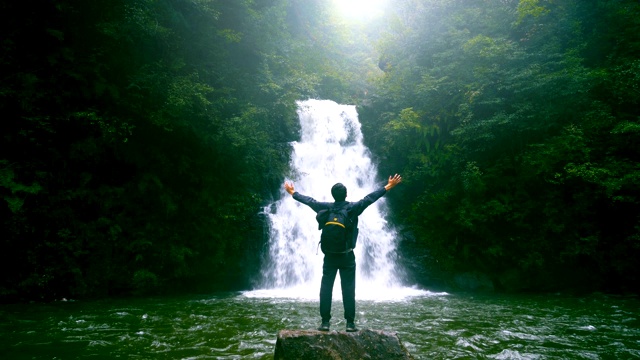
left=292, top=187, right=387, bottom=234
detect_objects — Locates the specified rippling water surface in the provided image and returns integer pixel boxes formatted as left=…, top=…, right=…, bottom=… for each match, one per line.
left=1, top=291, right=639, bottom=359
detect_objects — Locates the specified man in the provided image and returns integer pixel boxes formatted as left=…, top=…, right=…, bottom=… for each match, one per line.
left=284, top=174, right=402, bottom=332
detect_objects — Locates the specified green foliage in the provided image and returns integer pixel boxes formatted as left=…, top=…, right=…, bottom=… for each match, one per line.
left=0, top=161, right=43, bottom=213
left=516, top=0, right=551, bottom=25
left=362, top=0, right=640, bottom=292
left=0, top=0, right=320, bottom=301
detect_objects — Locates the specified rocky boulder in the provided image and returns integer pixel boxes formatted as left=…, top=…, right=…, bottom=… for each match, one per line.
left=274, top=329, right=414, bottom=360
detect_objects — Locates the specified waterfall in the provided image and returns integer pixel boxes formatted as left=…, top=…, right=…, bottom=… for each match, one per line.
left=246, top=99, right=426, bottom=300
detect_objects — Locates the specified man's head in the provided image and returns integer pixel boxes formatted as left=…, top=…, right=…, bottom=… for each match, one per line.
left=331, top=183, right=347, bottom=201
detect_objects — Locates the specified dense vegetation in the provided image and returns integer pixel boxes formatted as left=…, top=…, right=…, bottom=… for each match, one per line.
left=0, top=0, right=363, bottom=301
left=362, top=0, right=640, bottom=292
left=1, top=0, right=638, bottom=301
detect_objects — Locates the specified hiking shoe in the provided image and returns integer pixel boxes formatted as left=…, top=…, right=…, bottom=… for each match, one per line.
left=317, top=321, right=330, bottom=331
left=346, top=322, right=358, bottom=332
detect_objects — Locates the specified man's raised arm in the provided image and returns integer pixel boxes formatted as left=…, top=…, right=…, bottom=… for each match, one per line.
left=349, top=174, right=403, bottom=216
left=284, top=181, right=296, bottom=195
left=284, top=181, right=331, bottom=213
left=384, top=174, right=402, bottom=191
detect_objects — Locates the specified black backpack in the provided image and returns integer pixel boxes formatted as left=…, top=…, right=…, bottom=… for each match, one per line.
left=316, top=205, right=356, bottom=254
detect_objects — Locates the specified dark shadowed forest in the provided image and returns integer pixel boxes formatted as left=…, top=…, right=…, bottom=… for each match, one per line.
left=1, top=0, right=638, bottom=302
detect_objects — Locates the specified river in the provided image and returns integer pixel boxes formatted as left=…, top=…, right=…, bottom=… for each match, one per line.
left=1, top=291, right=639, bottom=359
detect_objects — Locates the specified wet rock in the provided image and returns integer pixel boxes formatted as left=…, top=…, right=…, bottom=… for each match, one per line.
left=274, top=328, right=414, bottom=360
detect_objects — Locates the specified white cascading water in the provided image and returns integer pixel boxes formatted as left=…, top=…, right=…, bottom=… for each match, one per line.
left=245, top=99, right=427, bottom=300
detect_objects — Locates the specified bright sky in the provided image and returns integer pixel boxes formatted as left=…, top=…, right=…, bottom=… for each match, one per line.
left=331, top=0, right=389, bottom=21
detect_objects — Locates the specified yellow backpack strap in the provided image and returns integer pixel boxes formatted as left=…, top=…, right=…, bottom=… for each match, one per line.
left=324, top=221, right=345, bottom=228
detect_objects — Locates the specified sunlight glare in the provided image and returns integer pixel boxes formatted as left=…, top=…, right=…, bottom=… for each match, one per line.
left=332, top=0, right=389, bottom=21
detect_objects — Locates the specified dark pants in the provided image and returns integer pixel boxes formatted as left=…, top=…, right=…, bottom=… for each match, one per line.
left=319, top=251, right=356, bottom=322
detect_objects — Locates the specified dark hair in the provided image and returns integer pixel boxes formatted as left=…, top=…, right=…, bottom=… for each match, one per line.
left=331, top=183, right=347, bottom=201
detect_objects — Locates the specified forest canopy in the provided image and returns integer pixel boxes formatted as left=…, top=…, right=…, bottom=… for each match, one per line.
left=1, top=0, right=638, bottom=301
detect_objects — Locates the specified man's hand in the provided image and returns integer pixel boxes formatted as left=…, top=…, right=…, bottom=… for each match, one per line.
left=384, top=174, right=402, bottom=191
left=284, top=181, right=295, bottom=195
